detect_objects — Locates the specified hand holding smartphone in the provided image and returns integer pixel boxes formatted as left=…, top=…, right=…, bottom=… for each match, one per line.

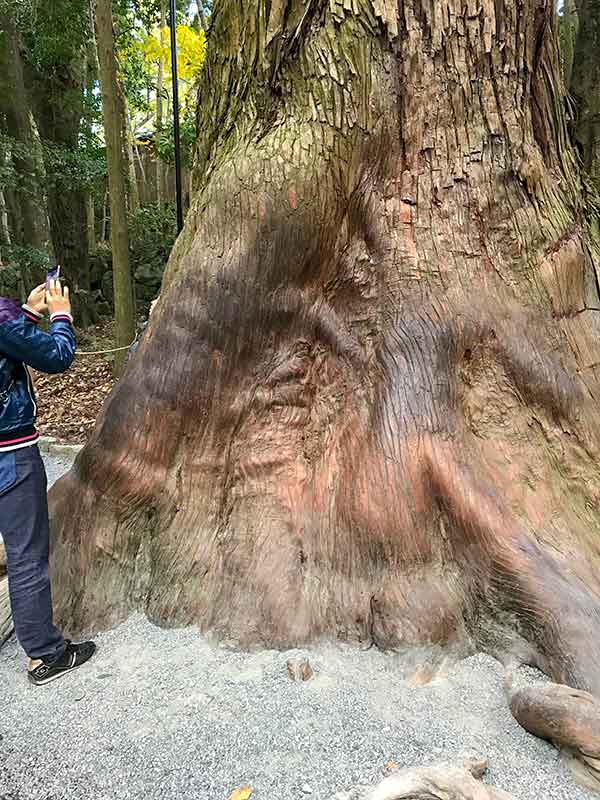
left=45, top=265, right=60, bottom=288
left=45, top=273, right=71, bottom=319
left=26, top=267, right=69, bottom=318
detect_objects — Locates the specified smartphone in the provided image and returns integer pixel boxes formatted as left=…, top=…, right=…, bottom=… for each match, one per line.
left=45, top=265, right=60, bottom=288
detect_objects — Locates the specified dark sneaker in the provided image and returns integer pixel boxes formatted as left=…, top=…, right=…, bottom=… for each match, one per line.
left=28, top=640, right=96, bottom=686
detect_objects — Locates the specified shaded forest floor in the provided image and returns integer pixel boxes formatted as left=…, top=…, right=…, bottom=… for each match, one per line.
left=35, top=318, right=118, bottom=444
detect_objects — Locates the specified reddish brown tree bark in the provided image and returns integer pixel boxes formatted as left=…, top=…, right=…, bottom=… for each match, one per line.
left=51, top=0, right=600, bottom=698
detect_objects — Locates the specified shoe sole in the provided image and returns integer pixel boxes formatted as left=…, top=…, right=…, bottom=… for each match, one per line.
left=28, top=647, right=96, bottom=687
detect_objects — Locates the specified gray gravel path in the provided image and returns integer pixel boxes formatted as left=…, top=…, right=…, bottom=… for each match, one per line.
left=44, top=451, right=79, bottom=488
left=0, top=453, right=594, bottom=800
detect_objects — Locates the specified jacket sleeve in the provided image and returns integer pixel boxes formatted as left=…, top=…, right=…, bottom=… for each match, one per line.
left=0, top=312, right=76, bottom=375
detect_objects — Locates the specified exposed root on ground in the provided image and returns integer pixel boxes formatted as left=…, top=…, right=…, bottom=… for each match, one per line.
left=330, top=755, right=515, bottom=799
left=508, top=679, right=600, bottom=793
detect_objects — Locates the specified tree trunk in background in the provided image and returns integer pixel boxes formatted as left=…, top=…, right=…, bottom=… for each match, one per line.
left=134, top=143, right=147, bottom=199
left=101, top=189, right=109, bottom=242
left=95, top=0, right=135, bottom=374
left=125, top=111, right=140, bottom=212
left=28, top=44, right=90, bottom=289
left=51, top=0, right=600, bottom=700
left=84, top=5, right=98, bottom=263
left=195, top=1, right=207, bottom=32
left=3, top=189, right=21, bottom=246
left=560, top=0, right=579, bottom=87
left=572, top=0, right=600, bottom=192
left=109, top=9, right=138, bottom=213
left=0, top=11, right=49, bottom=251
left=156, top=0, right=167, bottom=206
left=0, top=190, right=11, bottom=247
left=86, top=194, right=96, bottom=256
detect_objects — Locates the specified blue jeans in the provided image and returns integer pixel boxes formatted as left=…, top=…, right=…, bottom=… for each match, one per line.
left=0, top=446, right=65, bottom=660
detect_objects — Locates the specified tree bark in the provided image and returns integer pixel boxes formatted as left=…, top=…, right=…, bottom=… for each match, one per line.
left=101, top=189, right=109, bottom=242
left=0, top=11, right=49, bottom=251
left=2, top=188, right=21, bottom=246
left=0, top=190, right=11, bottom=247
left=95, top=0, right=136, bottom=373
left=51, top=0, right=600, bottom=700
left=572, top=0, right=600, bottom=192
left=86, top=193, right=96, bottom=256
left=195, top=1, right=207, bottom=32
left=125, top=110, right=140, bottom=213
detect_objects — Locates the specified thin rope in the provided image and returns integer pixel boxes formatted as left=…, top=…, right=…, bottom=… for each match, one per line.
left=75, top=336, right=138, bottom=356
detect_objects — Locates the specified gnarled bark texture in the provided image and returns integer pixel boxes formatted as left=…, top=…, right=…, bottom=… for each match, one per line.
left=51, top=0, right=600, bottom=697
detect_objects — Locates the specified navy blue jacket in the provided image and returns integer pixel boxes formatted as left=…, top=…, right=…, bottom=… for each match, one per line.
left=0, top=297, right=75, bottom=449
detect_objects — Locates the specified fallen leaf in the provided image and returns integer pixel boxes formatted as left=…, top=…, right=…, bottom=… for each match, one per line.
left=228, top=788, right=253, bottom=800
left=386, top=761, right=399, bottom=771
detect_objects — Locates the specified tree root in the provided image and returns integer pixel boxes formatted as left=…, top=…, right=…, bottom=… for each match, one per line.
left=508, top=681, right=600, bottom=793
left=0, top=537, right=11, bottom=646
left=0, top=576, right=12, bottom=647
left=330, top=755, right=516, bottom=799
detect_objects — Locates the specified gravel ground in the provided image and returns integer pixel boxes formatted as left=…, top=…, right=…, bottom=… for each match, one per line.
left=0, top=453, right=594, bottom=800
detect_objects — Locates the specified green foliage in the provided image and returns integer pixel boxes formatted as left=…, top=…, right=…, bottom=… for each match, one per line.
left=4, top=244, right=50, bottom=275
left=16, top=0, right=90, bottom=71
left=1, top=0, right=202, bottom=314
left=114, top=4, right=155, bottom=117
left=128, top=203, right=177, bottom=300
left=0, top=244, right=50, bottom=300
left=0, top=135, right=19, bottom=192
left=0, top=134, right=41, bottom=194
left=155, top=110, right=197, bottom=167
left=559, top=0, right=579, bottom=87
left=43, top=142, right=106, bottom=195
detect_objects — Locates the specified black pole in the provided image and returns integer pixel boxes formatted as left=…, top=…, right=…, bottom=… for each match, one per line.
left=169, top=0, right=184, bottom=233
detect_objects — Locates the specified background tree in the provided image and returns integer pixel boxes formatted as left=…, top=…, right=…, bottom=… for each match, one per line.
left=571, top=0, right=600, bottom=195
left=1, top=0, right=206, bottom=320
left=50, top=0, right=600, bottom=709
left=559, top=0, right=579, bottom=86
left=23, top=0, right=92, bottom=289
left=0, top=8, right=49, bottom=251
left=156, top=0, right=167, bottom=205
left=95, top=0, right=136, bottom=373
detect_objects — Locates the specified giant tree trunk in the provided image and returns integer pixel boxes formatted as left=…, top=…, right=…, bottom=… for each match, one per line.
left=95, top=0, right=136, bottom=374
left=51, top=0, right=600, bottom=698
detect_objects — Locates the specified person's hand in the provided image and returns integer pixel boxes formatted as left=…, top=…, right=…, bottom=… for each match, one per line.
left=26, top=284, right=48, bottom=314
left=46, top=280, right=71, bottom=317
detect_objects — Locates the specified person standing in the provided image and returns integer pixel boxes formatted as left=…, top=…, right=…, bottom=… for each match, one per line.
left=0, top=280, right=95, bottom=685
